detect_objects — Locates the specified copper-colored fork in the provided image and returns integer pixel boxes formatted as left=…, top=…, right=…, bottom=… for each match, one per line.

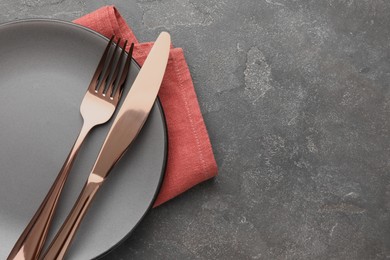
left=7, top=36, right=134, bottom=260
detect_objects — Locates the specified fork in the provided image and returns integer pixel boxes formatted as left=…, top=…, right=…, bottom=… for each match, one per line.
left=7, top=36, right=135, bottom=260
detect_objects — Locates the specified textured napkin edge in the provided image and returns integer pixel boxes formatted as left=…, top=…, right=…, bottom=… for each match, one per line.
left=134, top=47, right=219, bottom=207
left=73, top=6, right=218, bottom=208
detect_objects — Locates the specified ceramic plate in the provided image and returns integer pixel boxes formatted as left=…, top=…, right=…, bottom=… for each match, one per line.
left=0, top=19, right=167, bottom=259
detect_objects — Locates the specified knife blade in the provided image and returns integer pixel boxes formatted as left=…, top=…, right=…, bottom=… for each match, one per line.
left=42, top=31, right=171, bottom=260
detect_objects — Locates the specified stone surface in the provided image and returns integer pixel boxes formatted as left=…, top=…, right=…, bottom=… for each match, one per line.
left=1, top=0, right=390, bottom=259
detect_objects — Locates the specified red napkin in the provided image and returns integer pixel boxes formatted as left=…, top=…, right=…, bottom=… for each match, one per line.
left=73, top=6, right=217, bottom=207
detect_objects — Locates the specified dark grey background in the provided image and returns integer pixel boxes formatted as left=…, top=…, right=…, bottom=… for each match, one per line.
left=1, top=0, right=389, bottom=259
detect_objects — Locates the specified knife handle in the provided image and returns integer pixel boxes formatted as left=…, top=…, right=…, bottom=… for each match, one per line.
left=41, top=174, right=103, bottom=260
left=7, top=124, right=92, bottom=260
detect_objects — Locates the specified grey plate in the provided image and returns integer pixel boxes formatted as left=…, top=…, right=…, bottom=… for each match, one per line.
left=0, top=20, right=167, bottom=259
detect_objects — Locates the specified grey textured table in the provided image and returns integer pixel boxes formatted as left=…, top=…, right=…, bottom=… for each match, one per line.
left=2, top=1, right=390, bottom=259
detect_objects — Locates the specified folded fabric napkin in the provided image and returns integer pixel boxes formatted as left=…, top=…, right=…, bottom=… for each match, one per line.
left=74, top=6, right=217, bottom=207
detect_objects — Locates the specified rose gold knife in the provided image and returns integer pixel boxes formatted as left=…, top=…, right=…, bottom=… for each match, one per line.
left=41, top=31, right=170, bottom=260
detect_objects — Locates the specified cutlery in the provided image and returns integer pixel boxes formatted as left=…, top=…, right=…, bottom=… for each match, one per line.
left=8, top=36, right=134, bottom=260
left=42, top=31, right=170, bottom=260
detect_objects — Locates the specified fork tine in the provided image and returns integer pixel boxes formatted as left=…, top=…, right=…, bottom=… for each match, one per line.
left=98, top=37, right=121, bottom=95
left=119, top=42, right=134, bottom=88
left=88, top=35, right=114, bottom=92
left=113, top=42, right=134, bottom=100
left=106, top=40, right=128, bottom=98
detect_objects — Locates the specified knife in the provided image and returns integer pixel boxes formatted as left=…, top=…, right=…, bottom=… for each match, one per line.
left=41, top=31, right=170, bottom=260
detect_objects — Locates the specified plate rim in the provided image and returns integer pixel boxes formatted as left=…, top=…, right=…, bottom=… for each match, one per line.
left=0, top=18, right=168, bottom=259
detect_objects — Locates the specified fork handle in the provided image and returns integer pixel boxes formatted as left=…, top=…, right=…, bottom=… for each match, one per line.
left=41, top=174, right=103, bottom=260
left=7, top=123, right=93, bottom=260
